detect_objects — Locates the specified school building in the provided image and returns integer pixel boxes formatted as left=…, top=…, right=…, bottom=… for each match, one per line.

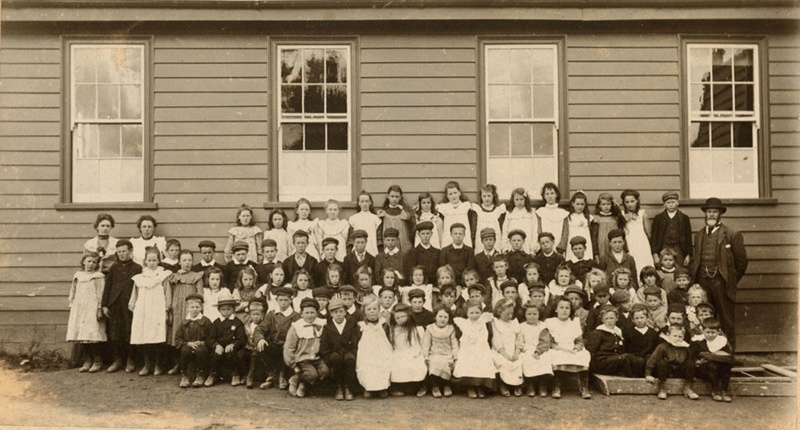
left=0, top=0, right=797, bottom=355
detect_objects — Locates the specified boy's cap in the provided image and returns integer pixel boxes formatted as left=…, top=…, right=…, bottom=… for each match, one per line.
left=674, top=267, right=691, bottom=279
left=339, top=285, right=357, bottom=295
left=274, top=286, right=294, bottom=297
left=351, top=229, right=369, bottom=240
left=526, top=280, right=546, bottom=291
left=499, top=280, right=518, bottom=292
left=292, top=230, right=309, bottom=239
left=662, top=191, right=680, bottom=202
left=667, top=303, right=685, bottom=315
left=610, top=289, right=631, bottom=305
left=231, top=241, right=249, bottom=252
left=321, top=237, right=339, bottom=248
left=116, top=239, right=133, bottom=249
left=262, top=238, right=277, bottom=248
left=642, top=286, right=662, bottom=297
left=564, top=286, right=586, bottom=299
left=216, top=290, right=238, bottom=307
left=415, top=221, right=434, bottom=232
left=312, top=287, right=331, bottom=299
left=569, top=236, right=587, bottom=247
left=450, top=222, right=466, bottom=232
left=327, top=297, right=346, bottom=312
left=507, top=229, right=526, bottom=239
left=185, top=293, right=204, bottom=303
left=383, top=227, right=400, bottom=238
left=378, top=286, right=396, bottom=297
left=299, top=297, right=320, bottom=311
left=538, top=232, right=555, bottom=241
left=696, top=302, right=715, bottom=313
left=480, top=227, right=496, bottom=240
left=198, top=240, right=216, bottom=250
left=608, top=229, right=625, bottom=240
left=467, top=283, right=486, bottom=295
left=593, top=285, right=610, bottom=296
left=408, top=288, right=426, bottom=300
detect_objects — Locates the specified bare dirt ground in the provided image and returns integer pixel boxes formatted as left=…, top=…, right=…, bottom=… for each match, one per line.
left=0, top=364, right=796, bottom=430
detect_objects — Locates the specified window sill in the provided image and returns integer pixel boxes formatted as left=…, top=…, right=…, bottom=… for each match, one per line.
left=263, top=201, right=359, bottom=210
left=54, top=202, right=159, bottom=211
left=678, top=198, right=779, bottom=207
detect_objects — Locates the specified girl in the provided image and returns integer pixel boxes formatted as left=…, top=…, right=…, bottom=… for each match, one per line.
left=492, top=299, right=524, bottom=397
left=233, top=266, right=258, bottom=322
left=542, top=296, right=592, bottom=399
left=291, top=270, right=315, bottom=312
left=536, top=183, right=570, bottom=249
left=374, top=268, right=399, bottom=299
left=349, top=191, right=382, bottom=257
left=620, top=189, right=654, bottom=275
left=324, top=263, right=344, bottom=298
left=315, top=199, right=350, bottom=261
left=453, top=299, right=496, bottom=399
left=636, top=265, right=667, bottom=305
left=256, top=265, right=288, bottom=312
left=264, top=208, right=292, bottom=262
left=388, top=303, right=428, bottom=397
left=67, top=253, right=107, bottom=373
left=378, top=185, right=413, bottom=253
left=611, top=267, right=638, bottom=303
left=354, top=265, right=375, bottom=305
left=470, top=184, right=506, bottom=254
left=287, top=198, right=320, bottom=260
left=501, top=188, right=540, bottom=255
left=203, top=268, right=224, bottom=323
left=225, top=204, right=263, bottom=264
left=584, top=268, right=607, bottom=302
left=356, top=295, right=392, bottom=398
left=130, top=215, right=167, bottom=265
left=414, top=192, right=444, bottom=249
left=520, top=303, right=553, bottom=397
left=83, top=213, right=118, bottom=273
left=422, top=305, right=459, bottom=398
left=399, top=266, right=434, bottom=312
left=560, top=191, right=597, bottom=261
left=160, top=239, right=181, bottom=273
left=547, top=264, right=581, bottom=304
left=165, top=250, right=203, bottom=374
left=438, top=181, right=475, bottom=248
left=518, top=262, right=541, bottom=306
left=686, top=285, right=708, bottom=335
left=129, top=246, right=172, bottom=376
left=593, top=193, right=625, bottom=264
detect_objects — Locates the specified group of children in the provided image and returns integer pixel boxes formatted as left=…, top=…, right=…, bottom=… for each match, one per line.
left=65, top=183, right=737, bottom=402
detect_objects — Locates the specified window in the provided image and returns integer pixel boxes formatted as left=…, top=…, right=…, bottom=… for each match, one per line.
left=68, top=43, right=146, bottom=203
left=484, top=44, right=559, bottom=198
left=277, top=45, right=351, bottom=202
left=686, top=44, right=760, bottom=198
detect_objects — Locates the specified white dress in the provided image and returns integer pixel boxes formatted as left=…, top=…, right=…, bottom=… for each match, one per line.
left=471, top=203, right=506, bottom=254
left=439, top=201, right=473, bottom=248
left=129, top=236, right=167, bottom=266
left=129, top=267, right=171, bottom=344
left=544, top=317, right=591, bottom=368
left=624, top=209, right=654, bottom=276
left=453, top=314, right=496, bottom=379
left=563, top=214, right=594, bottom=261
left=390, top=326, right=428, bottom=383
left=501, top=208, right=540, bottom=255
left=315, top=218, right=350, bottom=261
left=520, top=322, right=553, bottom=377
left=287, top=219, right=320, bottom=260
left=491, top=318, right=524, bottom=386
left=263, top=228, right=291, bottom=262
left=349, top=211, right=382, bottom=257
left=357, top=320, right=393, bottom=391
left=66, top=271, right=107, bottom=342
left=83, top=236, right=119, bottom=273
left=414, top=212, right=444, bottom=249
left=536, top=204, right=569, bottom=245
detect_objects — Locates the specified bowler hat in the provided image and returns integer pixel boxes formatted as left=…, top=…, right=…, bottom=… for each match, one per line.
left=700, top=197, right=727, bottom=214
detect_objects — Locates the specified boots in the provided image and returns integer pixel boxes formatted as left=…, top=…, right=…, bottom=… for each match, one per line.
left=125, top=355, right=136, bottom=373
left=551, top=374, right=562, bottom=399
left=204, top=372, right=216, bottom=387
left=245, top=360, right=256, bottom=389
left=657, top=381, right=668, bottom=400
left=88, top=355, right=103, bottom=373
left=683, top=383, right=699, bottom=400
left=334, top=385, right=344, bottom=400
left=153, top=350, right=164, bottom=376
left=278, top=371, right=289, bottom=390
left=344, top=386, right=354, bottom=401
left=107, top=356, right=124, bottom=373
left=579, top=372, right=592, bottom=399
left=78, top=351, right=92, bottom=373
left=139, top=354, right=153, bottom=376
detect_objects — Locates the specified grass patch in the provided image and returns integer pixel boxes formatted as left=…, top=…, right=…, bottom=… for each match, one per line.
left=0, top=342, right=71, bottom=373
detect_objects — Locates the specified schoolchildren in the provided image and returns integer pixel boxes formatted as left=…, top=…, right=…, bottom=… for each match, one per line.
left=526, top=281, right=549, bottom=318
left=536, top=182, right=569, bottom=247
left=165, top=250, right=204, bottom=374
left=637, top=265, right=667, bottom=306
left=354, top=265, right=375, bottom=306
left=499, top=280, right=525, bottom=322
left=255, top=239, right=281, bottom=282
left=620, top=189, right=654, bottom=273
left=517, top=262, right=542, bottom=306
left=408, top=288, right=435, bottom=327
left=437, top=283, right=462, bottom=318
left=160, top=239, right=181, bottom=273
left=564, top=286, right=589, bottom=333
left=232, top=266, right=258, bottom=323
left=458, top=268, right=479, bottom=310
left=623, top=303, right=659, bottom=375
left=256, top=265, right=288, bottom=311
left=339, top=285, right=361, bottom=317
left=174, top=293, right=212, bottom=388
left=320, top=297, right=360, bottom=401
left=520, top=303, right=553, bottom=397
left=691, top=318, right=736, bottom=402
left=290, top=269, right=314, bottom=313
left=282, top=230, right=318, bottom=284
left=650, top=191, right=693, bottom=268
left=506, top=229, right=534, bottom=285
left=129, top=246, right=172, bottom=376
left=313, top=237, right=343, bottom=288
left=375, top=227, right=406, bottom=285
left=533, top=232, right=566, bottom=285
left=315, top=199, right=350, bottom=262
left=471, top=184, right=506, bottom=254
left=611, top=267, right=637, bottom=304
left=388, top=303, right=428, bottom=397
left=263, top=208, right=291, bottom=263
left=583, top=268, right=608, bottom=301
left=686, top=286, right=710, bottom=336
left=254, top=286, right=301, bottom=390
left=343, top=229, right=376, bottom=286
left=547, top=264, right=578, bottom=304
left=130, top=215, right=167, bottom=265
left=439, top=181, right=476, bottom=249
left=244, top=298, right=267, bottom=388
left=585, top=284, right=612, bottom=333
left=192, top=240, right=224, bottom=275
left=208, top=290, right=247, bottom=387
left=585, top=305, right=642, bottom=378
left=491, top=298, right=524, bottom=397
left=378, top=286, right=397, bottom=323
left=453, top=299, right=496, bottom=399
left=599, top=229, right=638, bottom=285
left=378, top=185, right=414, bottom=253
left=84, top=213, right=118, bottom=274
left=400, top=265, right=433, bottom=311
left=313, top=287, right=332, bottom=319
left=225, top=204, right=263, bottom=264
left=422, top=305, right=459, bottom=398
left=660, top=304, right=691, bottom=344
left=542, top=297, right=592, bottom=399
left=474, top=228, right=500, bottom=283
left=284, top=298, right=329, bottom=398
left=349, top=191, right=382, bottom=257
left=67, top=253, right=107, bottom=373
left=656, top=248, right=679, bottom=293
left=438, top=222, right=476, bottom=285
left=643, top=286, right=667, bottom=329
left=102, top=239, right=142, bottom=373
left=610, top=289, right=634, bottom=331
left=287, top=197, right=320, bottom=260
left=203, top=267, right=224, bottom=323
left=404, top=221, right=440, bottom=283
left=501, top=188, right=540, bottom=255
left=413, top=192, right=445, bottom=250
left=566, top=236, right=596, bottom=287
left=559, top=191, right=598, bottom=262
left=645, top=324, right=699, bottom=400
left=593, top=193, right=625, bottom=264
left=357, top=295, right=393, bottom=398
left=667, top=267, right=692, bottom=306
left=223, top=240, right=257, bottom=291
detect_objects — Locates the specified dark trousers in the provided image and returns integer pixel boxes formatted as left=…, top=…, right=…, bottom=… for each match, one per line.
left=180, top=345, right=209, bottom=379
left=696, top=361, right=733, bottom=391
left=106, top=299, right=133, bottom=342
left=210, top=346, right=247, bottom=376
left=295, top=359, right=329, bottom=385
left=653, top=359, right=695, bottom=383
left=324, top=352, right=357, bottom=387
left=259, top=344, right=288, bottom=375
left=590, top=353, right=645, bottom=378
left=698, top=273, right=735, bottom=348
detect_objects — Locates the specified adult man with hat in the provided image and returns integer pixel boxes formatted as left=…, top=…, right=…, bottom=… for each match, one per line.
left=650, top=191, right=693, bottom=267
left=342, top=229, right=376, bottom=285
left=403, top=221, right=441, bottom=282
left=690, top=197, right=747, bottom=349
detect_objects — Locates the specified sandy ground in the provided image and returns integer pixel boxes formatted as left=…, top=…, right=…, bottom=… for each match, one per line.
left=0, top=365, right=796, bottom=430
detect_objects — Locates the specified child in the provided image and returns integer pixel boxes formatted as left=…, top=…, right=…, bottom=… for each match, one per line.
left=453, top=299, right=496, bottom=399
left=388, top=303, right=428, bottom=397
left=67, top=253, right=107, bottom=373
left=471, top=184, right=506, bottom=254
left=583, top=267, right=608, bottom=306
left=203, top=268, right=224, bottom=323
left=542, top=297, right=592, bottom=399
left=102, top=239, right=142, bottom=373
left=439, top=223, right=477, bottom=285
left=593, top=193, right=625, bottom=264
left=520, top=303, right=553, bottom=397
left=526, top=282, right=549, bottom=319
left=254, top=239, right=279, bottom=286
left=343, top=229, right=376, bottom=286
left=656, top=248, right=679, bottom=294
left=599, top=229, right=638, bottom=286
left=254, top=286, right=301, bottom=390
left=611, top=289, right=634, bottom=331
left=225, top=204, right=263, bottom=264
left=457, top=268, right=478, bottom=310
left=517, top=262, right=541, bottom=306
left=637, top=265, right=666, bottom=303
left=487, top=256, right=514, bottom=308
left=505, top=231, right=534, bottom=285
left=374, top=227, right=406, bottom=285
left=244, top=299, right=267, bottom=388
left=256, top=265, right=288, bottom=311
left=585, top=305, right=643, bottom=378
left=400, top=266, right=434, bottom=311
left=691, top=318, right=737, bottom=402
left=536, top=182, right=569, bottom=248
left=338, top=285, right=361, bottom=317
left=160, top=239, right=181, bottom=273
left=404, top=221, right=441, bottom=284
left=492, top=298, right=525, bottom=397
left=686, top=285, right=709, bottom=335
left=547, top=264, right=578, bottom=304
left=408, top=288, right=435, bottom=327
left=466, top=284, right=491, bottom=314
left=354, top=265, right=375, bottom=305
left=623, top=303, right=659, bottom=375
left=314, top=237, right=342, bottom=288
left=284, top=298, right=329, bottom=398
left=414, top=192, right=444, bottom=249
left=620, top=189, right=654, bottom=274
left=208, top=290, right=247, bottom=387
left=611, top=267, right=637, bottom=304
left=650, top=191, right=693, bottom=268
left=501, top=188, right=540, bottom=255
left=422, top=305, right=460, bottom=398
left=643, top=286, right=668, bottom=329
left=313, top=287, right=331, bottom=319
left=559, top=191, right=598, bottom=261
left=693, top=302, right=717, bottom=339
left=232, top=266, right=258, bottom=323
left=437, top=283, right=462, bottom=317
left=264, top=208, right=291, bottom=263
left=287, top=197, right=320, bottom=260
left=659, top=304, right=692, bottom=344
left=499, top=280, right=525, bottom=322
left=315, top=199, right=350, bottom=262
left=667, top=267, right=692, bottom=307
left=474, top=227, right=500, bottom=283
left=533, top=232, right=566, bottom=285
left=585, top=285, right=611, bottom=332
left=357, top=295, right=393, bottom=398
left=192, top=240, right=224, bottom=274
left=129, top=246, right=172, bottom=376
left=566, top=236, right=597, bottom=288
left=290, top=270, right=314, bottom=314
left=439, top=180, right=476, bottom=249
left=175, top=293, right=212, bottom=388
left=378, top=286, right=397, bottom=322
left=282, top=230, right=318, bottom=284
left=320, top=297, right=360, bottom=401
left=165, top=250, right=204, bottom=374
left=349, top=191, right=382, bottom=257
left=223, top=240, right=258, bottom=291
left=564, top=286, right=589, bottom=333
left=378, top=185, right=414, bottom=253
left=645, top=324, right=699, bottom=400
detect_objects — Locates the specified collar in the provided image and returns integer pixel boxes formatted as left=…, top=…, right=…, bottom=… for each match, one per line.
left=420, top=243, right=431, bottom=250
left=634, top=326, right=649, bottom=334
left=280, top=307, right=294, bottom=317
left=663, top=335, right=690, bottom=348
left=355, top=251, right=366, bottom=259
left=347, top=304, right=357, bottom=314
left=222, top=314, right=235, bottom=321
left=333, top=318, right=347, bottom=331
left=200, top=260, right=215, bottom=267
left=542, top=250, right=555, bottom=257
left=452, top=243, right=464, bottom=250
left=667, top=210, right=677, bottom=219
left=613, top=251, right=625, bottom=261
left=294, top=253, right=307, bottom=261
left=484, top=249, right=496, bottom=257
left=660, top=266, right=676, bottom=273
left=233, top=259, right=250, bottom=266
left=707, top=335, right=729, bottom=353
left=545, top=203, right=559, bottom=209
left=706, top=224, right=721, bottom=234
left=186, top=312, right=204, bottom=321
left=599, top=211, right=612, bottom=216
left=386, top=248, right=399, bottom=256
left=162, top=257, right=178, bottom=265
left=596, top=324, right=623, bottom=338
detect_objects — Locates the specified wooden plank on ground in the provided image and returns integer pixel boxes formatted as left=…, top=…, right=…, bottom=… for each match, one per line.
left=762, top=364, right=797, bottom=378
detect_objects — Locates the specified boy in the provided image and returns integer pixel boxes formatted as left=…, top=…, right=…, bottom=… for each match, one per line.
left=378, top=286, right=397, bottom=322
left=283, top=230, right=318, bottom=283
left=160, top=239, right=181, bottom=273
left=610, top=289, right=634, bottom=331
left=623, top=303, right=659, bottom=376
left=408, top=288, right=435, bottom=327
left=599, top=229, right=638, bottom=285
left=487, top=255, right=513, bottom=308
left=343, top=230, right=376, bottom=285
left=474, top=228, right=500, bottom=284
left=192, top=240, right=224, bottom=275
left=208, top=290, right=247, bottom=387
left=404, top=222, right=440, bottom=283
left=585, top=285, right=612, bottom=331
left=564, top=286, right=589, bottom=331
left=320, top=297, right=360, bottom=401
left=691, top=302, right=718, bottom=339
left=438, top=283, right=462, bottom=316
left=244, top=298, right=267, bottom=389
left=650, top=191, right=692, bottom=268
left=313, top=287, right=332, bottom=319
left=375, top=227, right=407, bottom=286
left=254, top=286, right=301, bottom=390
left=255, top=239, right=281, bottom=286
left=101, top=239, right=142, bottom=373
left=645, top=324, right=699, bottom=400
left=691, top=318, right=736, bottom=402
left=505, top=230, right=534, bottom=284
left=284, top=298, right=329, bottom=398
left=175, top=293, right=213, bottom=388
left=656, top=248, right=679, bottom=294
left=667, top=267, right=692, bottom=306
left=438, top=223, right=476, bottom=285
left=466, top=284, right=490, bottom=314
left=643, top=286, right=667, bottom=330
left=526, top=281, right=548, bottom=317
left=566, top=236, right=596, bottom=285
left=532, top=232, right=565, bottom=285
left=659, top=304, right=692, bottom=342
left=314, top=237, right=343, bottom=288
left=338, top=285, right=361, bottom=317
left=223, top=241, right=258, bottom=291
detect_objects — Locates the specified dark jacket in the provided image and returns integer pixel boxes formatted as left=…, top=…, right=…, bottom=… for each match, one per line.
left=623, top=325, right=659, bottom=358
left=102, top=258, right=142, bottom=307
left=209, top=315, right=247, bottom=350
left=650, top=209, right=693, bottom=257
left=253, top=309, right=302, bottom=346
left=342, top=251, right=376, bottom=285
left=585, top=328, right=624, bottom=360
left=282, top=253, right=318, bottom=286
left=690, top=224, right=748, bottom=302
left=223, top=260, right=258, bottom=292
left=438, top=245, right=476, bottom=285
left=175, top=316, right=213, bottom=348
left=404, top=245, right=441, bottom=282
left=645, top=342, right=693, bottom=377
left=319, top=316, right=361, bottom=360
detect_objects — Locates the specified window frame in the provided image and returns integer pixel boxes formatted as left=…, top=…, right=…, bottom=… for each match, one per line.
left=478, top=37, right=568, bottom=198
left=268, top=38, right=360, bottom=203
left=59, top=36, right=155, bottom=209
left=679, top=35, right=771, bottom=200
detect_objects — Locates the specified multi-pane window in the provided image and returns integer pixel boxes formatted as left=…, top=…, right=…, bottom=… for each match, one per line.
left=687, top=44, right=760, bottom=198
left=485, top=44, right=558, bottom=198
left=278, top=45, right=351, bottom=201
left=70, top=44, right=145, bottom=203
